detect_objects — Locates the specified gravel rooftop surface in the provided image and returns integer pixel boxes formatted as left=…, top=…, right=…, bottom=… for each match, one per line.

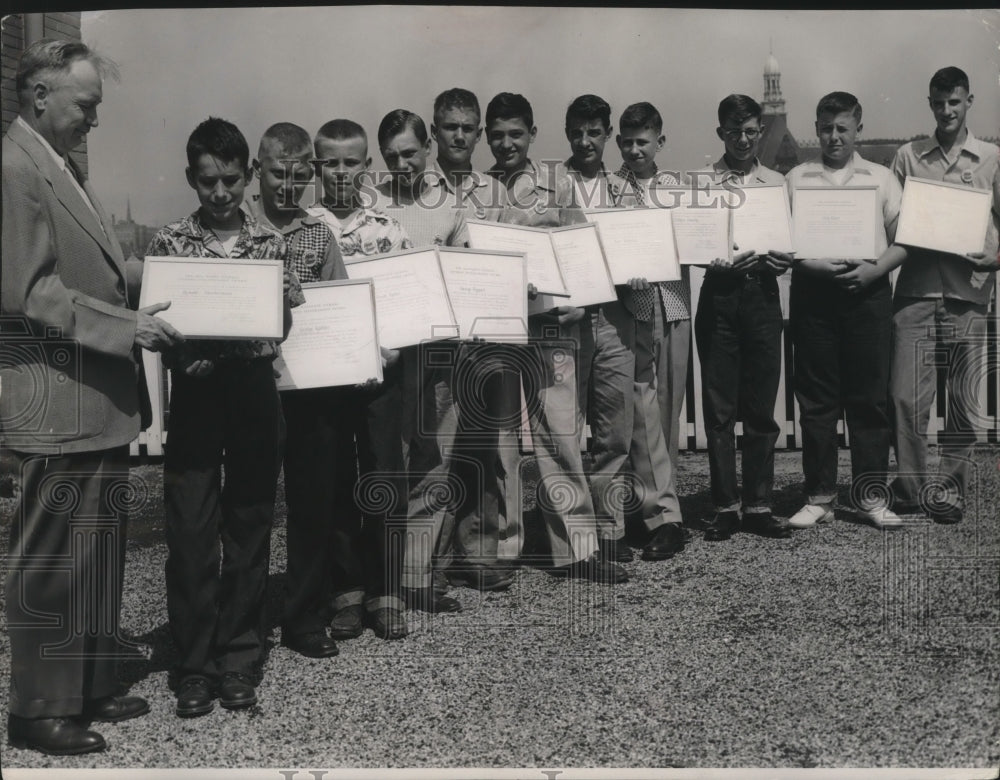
left=0, top=446, right=998, bottom=771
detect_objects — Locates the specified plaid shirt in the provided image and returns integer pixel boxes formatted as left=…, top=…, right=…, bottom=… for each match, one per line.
left=145, top=208, right=294, bottom=362
left=246, top=195, right=347, bottom=283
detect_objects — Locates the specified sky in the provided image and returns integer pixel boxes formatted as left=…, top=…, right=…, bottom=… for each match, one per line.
left=79, top=6, right=1000, bottom=229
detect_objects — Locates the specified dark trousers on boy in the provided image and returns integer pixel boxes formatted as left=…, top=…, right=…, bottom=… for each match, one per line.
left=164, top=359, right=284, bottom=681
left=791, top=272, right=892, bottom=504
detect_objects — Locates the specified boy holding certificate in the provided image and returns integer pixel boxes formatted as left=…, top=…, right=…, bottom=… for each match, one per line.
left=145, top=117, right=298, bottom=716
left=691, top=95, right=793, bottom=542
left=784, top=93, right=907, bottom=530
left=307, top=119, right=413, bottom=641
left=884, top=67, right=1000, bottom=524
left=246, top=122, right=350, bottom=659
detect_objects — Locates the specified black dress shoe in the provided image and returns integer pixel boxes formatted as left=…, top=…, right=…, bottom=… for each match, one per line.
left=176, top=675, right=214, bottom=718
left=218, top=672, right=257, bottom=709
left=554, top=553, right=628, bottom=583
left=703, top=510, right=740, bottom=541
left=599, top=537, right=634, bottom=563
left=742, top=512, right=791, bottom=538
left=642, top=523, right=686, bottom=561
left=84, top=695, right=150, bottom=723
left=8, top=715, right=106, bottom=756
left=401, top=586, right=463, bottom=613
left=447, top=563, right=516, bottom=591
left=281, top=630, right=340, bottom=658
left=329, top=604, right=365, bottom=639
left=366, top=607, right=408, bottom=640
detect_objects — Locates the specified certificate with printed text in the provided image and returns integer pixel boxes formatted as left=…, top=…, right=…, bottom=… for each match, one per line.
left=437, top=248, right=528, bottom=344
left=895, top=176, right=992, bottom=256
left=662, top=186, right=733, bottom=264
left=728, top=183, right=795, bottom=255
left=344, top=247, right=459, bottom=348
left=466, top=221, right=569, bottom=297
left=548, top=222, right=618, bottom=308
left=274, top=280, right=382, bottom=390
left=792, top=185, right=881, bottom=261
left=138, top=256, right=283, bottom=339
left=585, top=207, right=681, bottom=283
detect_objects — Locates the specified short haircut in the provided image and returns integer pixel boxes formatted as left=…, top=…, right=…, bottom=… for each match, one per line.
left=929, top=66, right=970, bottom=94
left=619, top=102, right=662, bottom=134
left=258, top=122, right=312, bottom=160
left=186, top=117, right=249, bottom=171
left=433, top=88, right=480, bottom=125
left=15, top=37, right=118, bottom=101
left=485, top=92, right=533, bottom=128
left=717, top=94, right=763, bottom=127
left=566, top=94, right=612, bottom=131
left=815, top=91, right=862, bottom=123
left=315, top=119, right=367, bottom=146
left=377, top=109, right=428, bottom=149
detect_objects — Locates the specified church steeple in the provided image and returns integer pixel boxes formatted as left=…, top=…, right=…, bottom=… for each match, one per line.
left=126, top=197, right=132, bottom=223
left=762, top=45, right=785, bottom=116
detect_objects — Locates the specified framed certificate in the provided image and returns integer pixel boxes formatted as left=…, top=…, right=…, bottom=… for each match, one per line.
left=792, top=185, right=881, bottom=261
left=585, top=207, right=681, bottom=283
left=549, top=222, right=618, bottom=308
left=895, top=176, right=993, bottom=256
left=728, top=183, right=794, bottom=255
left=466, top=220, right=569, bottom=296
left=437, top=247, right=528, bottom=344
left=137, top=256, right=283, bottom=339
left=344, top=247, right=459, bottom=348
left=664, top=186, right=733, bottom=264
left=274, top=280, right=382, bottom=390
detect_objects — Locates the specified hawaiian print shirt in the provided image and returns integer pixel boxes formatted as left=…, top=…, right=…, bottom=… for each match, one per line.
left=306, top=202, right=413, bottom=258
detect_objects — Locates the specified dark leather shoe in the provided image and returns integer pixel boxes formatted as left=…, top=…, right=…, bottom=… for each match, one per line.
left=447, top=563, right=516, bottom=591
left=555, top=553, right=628, bottom=583
left=84, top=695, right=150, bottom=723
left=281, top=630, right=339, bottom=658
left=8, top=715, right=106, bottom=756
left=175, top=675, right=214, bottom=718
left=743, top=512, right=791, bottom=538
left=401, top=586, right=463, bottom=613
left=366, top=607, right=408, bottom=640
left=931, top=505, right=963, bottom=524
left=218, top=672, right=257, bottom=709
left=703, top=510, right=740, bottom=541
left=599, top=537, right=634, bottom=563
left=642, top=523, right=686, bottom=561
left=329, top=604, right=365, bottom=639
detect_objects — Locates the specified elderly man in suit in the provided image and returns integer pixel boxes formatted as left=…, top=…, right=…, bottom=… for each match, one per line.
left=1, top=39, right=181, bottom=755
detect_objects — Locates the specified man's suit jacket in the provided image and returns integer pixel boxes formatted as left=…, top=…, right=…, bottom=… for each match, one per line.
left=1, top=118, right=142, bottom=454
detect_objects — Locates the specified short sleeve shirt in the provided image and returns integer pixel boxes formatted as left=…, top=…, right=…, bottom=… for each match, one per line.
left=374, top=178, right=469, bottom=248
left=306, top=203, right=413, bottom=258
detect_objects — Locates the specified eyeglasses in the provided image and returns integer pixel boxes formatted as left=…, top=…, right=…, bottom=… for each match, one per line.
left=722, top=128, right=761, bottom=141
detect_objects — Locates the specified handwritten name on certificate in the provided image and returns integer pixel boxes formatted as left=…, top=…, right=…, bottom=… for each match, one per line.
left=728, top=183, right=794, bottom=255
left=791, top=186, right=880, bottom=261
left=344, top=247, right=459, bottom=349
left=274, top=280, right=382, bottom=390
left=585, top=207, right=680, bottom=284
left=664, top=187, right=732, bottom=264
left=895, top=176, right=993, bottom=256
left=549, top=223, right=617, bottom=307
left=138, top=257, right=283, bottom=339
left=466, top=221, right=569, bottom=297
left=437, top=248, right=528, bottom=344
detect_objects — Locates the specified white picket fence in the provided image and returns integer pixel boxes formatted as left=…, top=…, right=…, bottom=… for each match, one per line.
left=129, top=272, right=1000, bottom=458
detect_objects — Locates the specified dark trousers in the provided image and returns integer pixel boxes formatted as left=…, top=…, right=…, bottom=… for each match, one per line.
left=790, top=272, right=892, bottom=503
left=164, top=359, right=283, bottom=679
left=694, top=272, right=783, bottom=512
left=6, top=446, right=131, bottom=718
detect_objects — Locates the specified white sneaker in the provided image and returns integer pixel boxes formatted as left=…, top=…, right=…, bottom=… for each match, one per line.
left=787, top=503, right=835, bottom=528
left=857, top=506, right=903, bottom=529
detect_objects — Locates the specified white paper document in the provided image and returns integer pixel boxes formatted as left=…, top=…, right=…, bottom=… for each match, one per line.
left=895, top=176, right=993, bottom=256
left=344, top=247, right=459, bottom=349
left=728, top=183, right=794, bottom=255
left=585, top=207, right=681, bottom=283
left=666, top=187, right=732, bottom=264
left=466, top=221, right=569, bottom=296
left=274, top=280, right=382, bottom=390
left=437, top=248, right=528, bottom=344
left=792, top=185, right=881, bottom=261
left=138, top=256, right=283, bottom=339
left=548, top=223, right=618, bottom=307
